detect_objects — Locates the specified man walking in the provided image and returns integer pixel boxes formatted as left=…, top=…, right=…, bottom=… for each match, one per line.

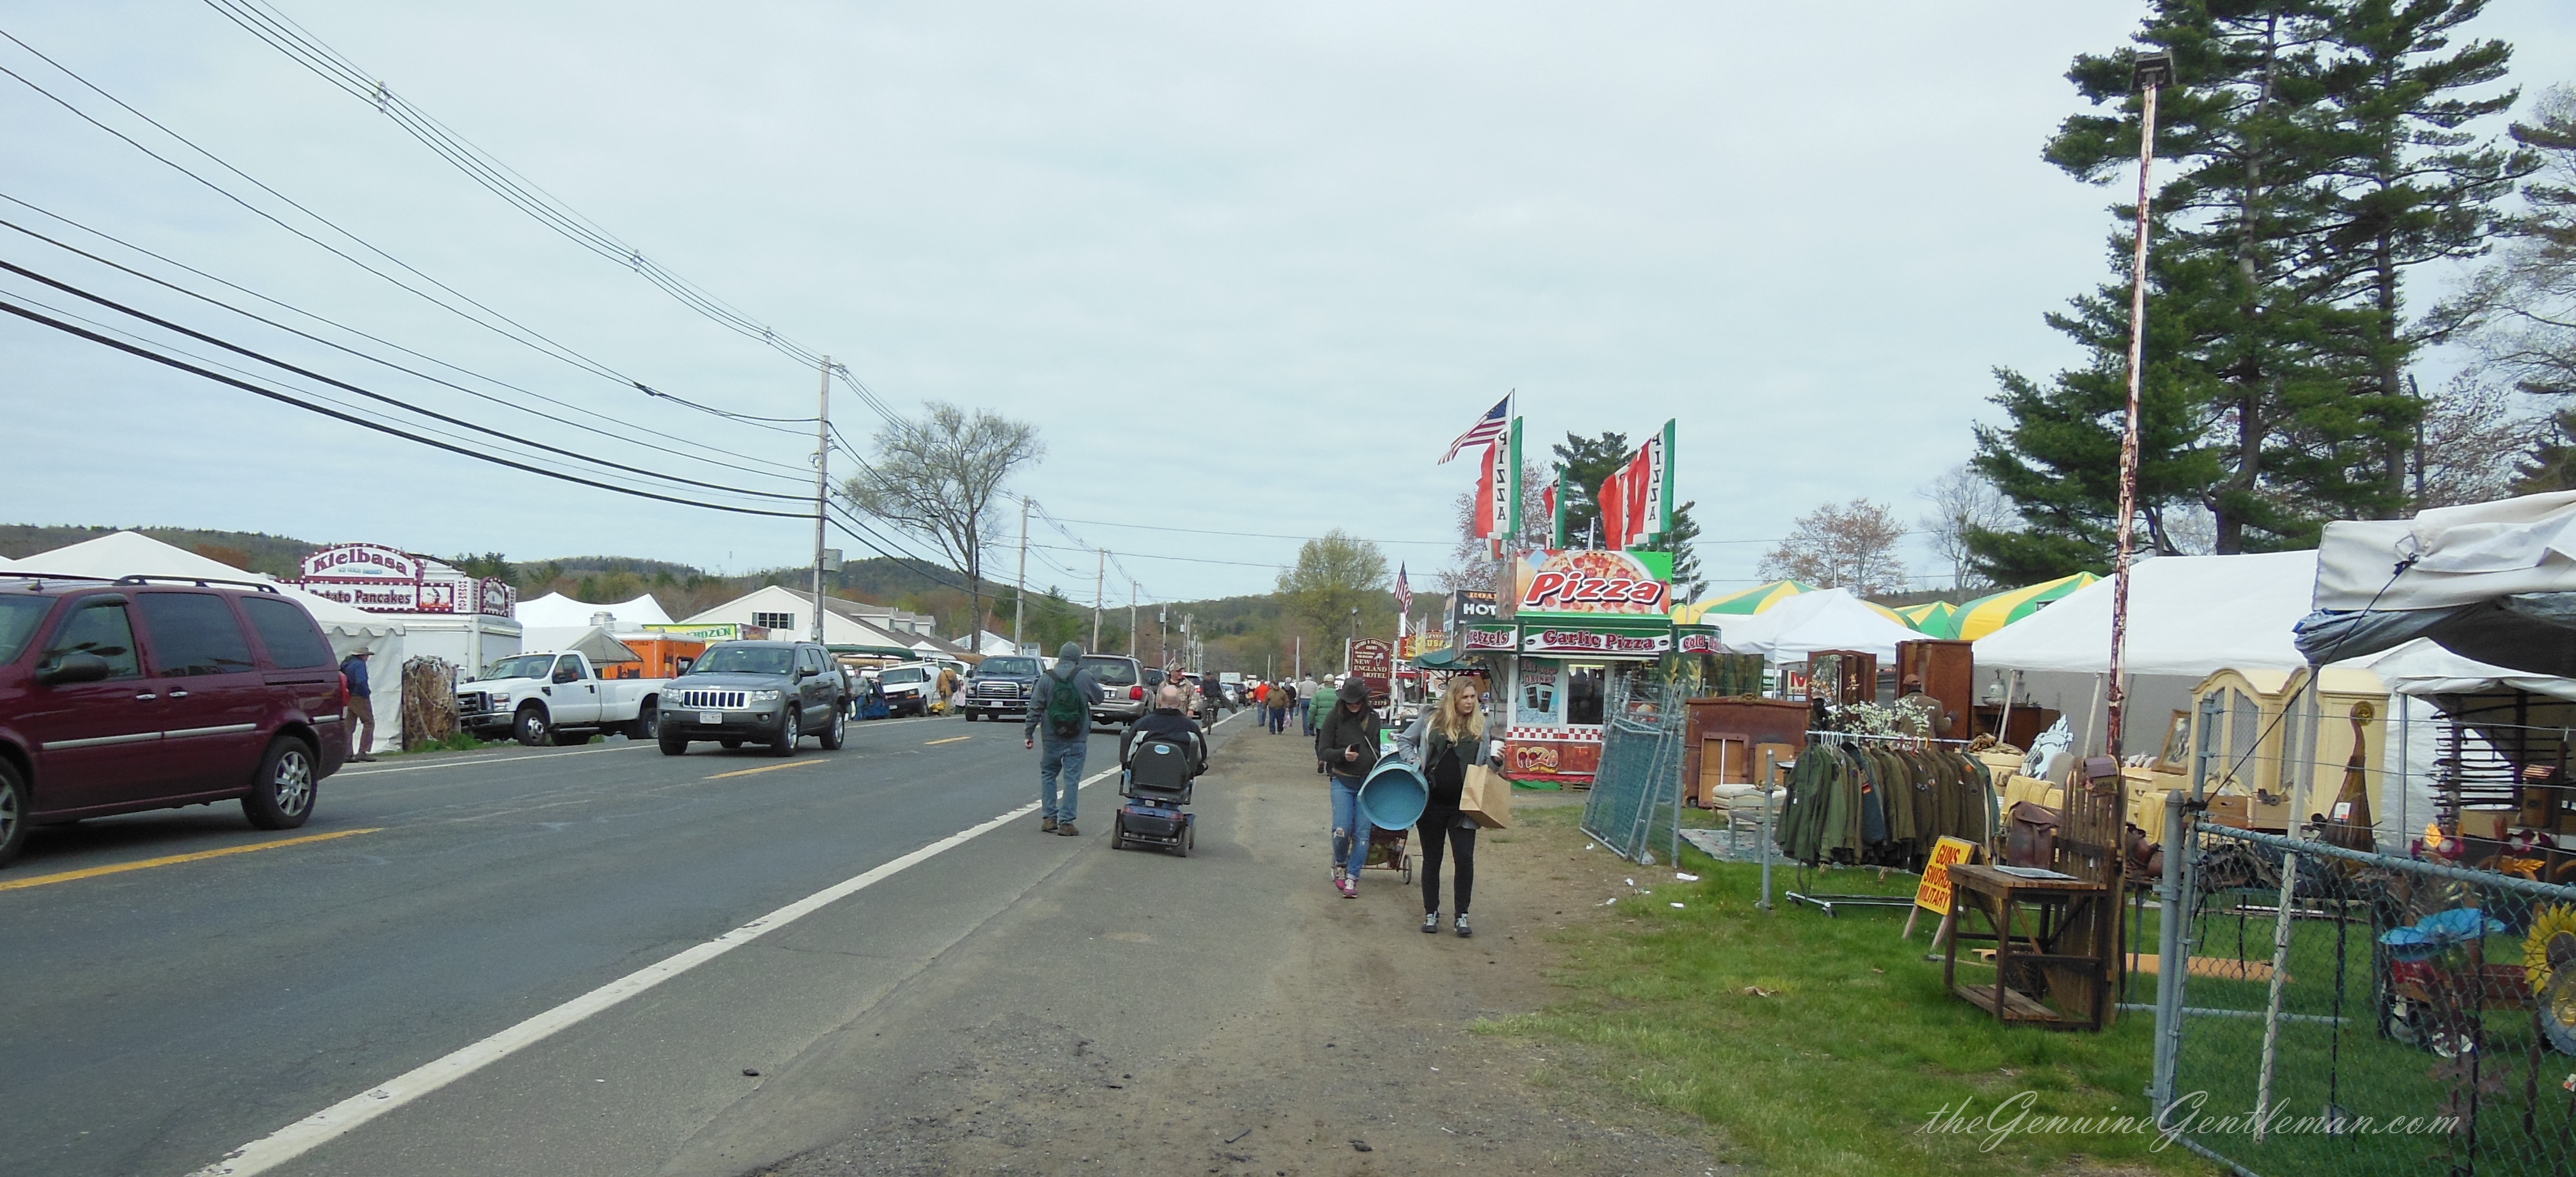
left=1298, top=674, right=1322, bottom=736
left=1270, top=678, right=1296, bottom=734
left=1025, top=641, right=1100, bottom=835
left=340, top=646, right=377, bottom=762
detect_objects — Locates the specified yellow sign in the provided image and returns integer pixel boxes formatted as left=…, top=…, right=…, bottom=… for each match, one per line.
left=1914, top=836, right=1981, bottom=916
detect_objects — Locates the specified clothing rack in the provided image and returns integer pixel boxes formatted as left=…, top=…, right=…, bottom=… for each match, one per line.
left=1782, top=730, right=1987, bottom=916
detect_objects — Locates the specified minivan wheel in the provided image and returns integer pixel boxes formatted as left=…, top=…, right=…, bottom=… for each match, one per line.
left=244, top=738, right=317, bottom=830
left=770, top=708, right=801, bottom=757
left=0, top=761, right=29, bottom=867
left=516, top=706, right=551, bottom=747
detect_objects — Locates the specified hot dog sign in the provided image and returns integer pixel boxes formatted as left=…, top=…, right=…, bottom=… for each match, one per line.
left=1514, top=550, right=1673, bottom=617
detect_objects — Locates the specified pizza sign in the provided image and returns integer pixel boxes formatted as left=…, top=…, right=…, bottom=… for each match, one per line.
left=1515, top=549, right=1672, bottom=617
left=1463, top=628, right=1517, bottom=651
left=1676, top=631, right=1723, bottom=654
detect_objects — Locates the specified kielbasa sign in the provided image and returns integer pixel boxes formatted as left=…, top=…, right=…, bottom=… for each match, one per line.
left=1513, top=549, right=1673, bottom=618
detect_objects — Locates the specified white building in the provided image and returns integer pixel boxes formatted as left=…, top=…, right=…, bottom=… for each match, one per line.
left=683, top=586, right=967, bottom=660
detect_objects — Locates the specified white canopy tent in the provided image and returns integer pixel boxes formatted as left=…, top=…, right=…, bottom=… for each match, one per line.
left=515, top=591, right=673, bottom=629
left=1973, top=550, right=2318, bottom=755
left=1718, top=586, right=1921, bottom=662
left=4, top=531, right=408, bottom=752
left=2303, top=491, right=2576, bottom=676
left=514, top=625, right=642, bottom=666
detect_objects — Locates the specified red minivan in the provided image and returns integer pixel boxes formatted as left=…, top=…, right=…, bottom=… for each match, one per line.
left=0, top=573, right=349, bottom=866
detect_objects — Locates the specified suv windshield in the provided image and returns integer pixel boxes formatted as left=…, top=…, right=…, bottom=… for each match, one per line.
left=881, top=666, right=925, bottom=684
left=693, top=646, right=796, bottom=675
left=484, top=654, right=557, bottom=680
left=0, top=596, right=50, bottom=664
left=1079, top=656, right=1138, bottom=685
left=976, top=657, right=1038, bottom=677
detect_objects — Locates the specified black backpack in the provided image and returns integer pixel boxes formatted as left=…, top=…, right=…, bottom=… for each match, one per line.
left=1044, top=670, right=1086, bottom=740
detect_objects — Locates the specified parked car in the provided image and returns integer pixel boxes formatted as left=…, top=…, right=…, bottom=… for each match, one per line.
left=874, top=661, right=934, bottom=717
left=458, top=651, right=665, bottom=745
left=656, top=640, right=847, bottom=756
left=963, top=654, right=1043, bottom=722
left=0, top=574, right=348, bottom=866
left=1079, top=654, right=1148, bottom=729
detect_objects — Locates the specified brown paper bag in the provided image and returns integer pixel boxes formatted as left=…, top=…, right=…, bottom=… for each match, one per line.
left=1460, top=763, right=1512, bottom=829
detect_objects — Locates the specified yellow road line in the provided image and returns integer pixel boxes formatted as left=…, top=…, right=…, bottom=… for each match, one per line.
left=705, top=760, right=825, bottom=780
left=924, top=736, right=971, bottom=746
left=0, top=827, right=384, bottom=893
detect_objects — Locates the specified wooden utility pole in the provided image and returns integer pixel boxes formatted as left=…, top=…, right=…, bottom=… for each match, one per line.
left=1091, top=548, right=1104, bottom=652
left=1013, top=496, right=1028, bottom=654
left=2107, top=53, right=2171, bottom=757
left=811, top=355, right=830, bottom=643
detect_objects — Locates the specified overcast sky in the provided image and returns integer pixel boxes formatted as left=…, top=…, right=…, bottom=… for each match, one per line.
left=6, top=1, right=2575, bottom=606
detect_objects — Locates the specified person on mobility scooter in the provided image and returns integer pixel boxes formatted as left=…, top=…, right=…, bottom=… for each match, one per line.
left=1114, top=684, right=1207, bottom=856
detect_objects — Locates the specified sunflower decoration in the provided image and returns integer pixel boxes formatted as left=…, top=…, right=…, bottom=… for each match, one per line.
left=2529, top=905, right=2576, bottom=1056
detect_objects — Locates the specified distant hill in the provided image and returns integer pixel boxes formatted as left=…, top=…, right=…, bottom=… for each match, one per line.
left=0, top=525, right=317, bottom=577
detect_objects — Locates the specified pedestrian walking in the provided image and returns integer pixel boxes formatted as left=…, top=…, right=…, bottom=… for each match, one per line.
left=1298, top=674, right=1321, bottom=736
left=1023, top=641, right=1100, bottom=835
left=339, top=647, right=377, bottom=762
left=1315, top=677, right=1382, bottom=896
left=1395, top=677, right=1489, bottom=937
left=1270, top=678, right=1296, bottom=734
left=1252, top=679, right=1271, bottom=730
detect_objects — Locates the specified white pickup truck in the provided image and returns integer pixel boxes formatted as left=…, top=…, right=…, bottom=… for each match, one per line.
left=457, top=651, right=668, bottom=747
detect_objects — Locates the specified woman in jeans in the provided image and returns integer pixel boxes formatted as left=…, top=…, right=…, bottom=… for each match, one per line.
left=1395, top=676, right=1489, bottom=937
left=1315, top=677, right=1380, bottom=896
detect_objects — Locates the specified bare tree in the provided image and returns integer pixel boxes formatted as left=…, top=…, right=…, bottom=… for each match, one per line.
left=2420, top=373, right=2547, bottom=507
left=842, top=402, right=1043, bottom=644
left=1758, top=499, right=1909, bottom=596
left=2454, top=86, right=2576, bottom=400
left=1915, top=465, right=2012, bottom=591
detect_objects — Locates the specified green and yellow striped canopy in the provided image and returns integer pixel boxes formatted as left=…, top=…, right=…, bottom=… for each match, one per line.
left=1894, top=600, right=1959, bottom=638
left=1954, top=572, right=2100, bottom=641
left=1673, top=579, right=1816, bottom=625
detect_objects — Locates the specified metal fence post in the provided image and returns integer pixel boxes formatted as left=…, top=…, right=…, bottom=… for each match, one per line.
left=2149, top=786, right=2188, bottom=1114
left=2252, top=849, right=2301, bottom=1144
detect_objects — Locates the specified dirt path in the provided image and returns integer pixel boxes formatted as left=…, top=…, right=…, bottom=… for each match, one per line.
left=721, top=720, right=1730, bottom=1177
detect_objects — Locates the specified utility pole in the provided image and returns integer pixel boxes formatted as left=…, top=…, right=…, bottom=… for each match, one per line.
left=1091, top=548, right=1104, bottom=652
left=1013, top=495, right=1029, bottom=655
left=1128, top=578, right=1137, bottom=658
left=811, top=355, right=830, bottom=643
left=2106, top=52, right=2171, bottom=758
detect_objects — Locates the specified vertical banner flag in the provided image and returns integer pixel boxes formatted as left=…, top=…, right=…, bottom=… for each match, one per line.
left=1597, top=457, right=1628, bottom=550
left=1647, top=419, right=1675, bottom=540
left=1545, top=466, right=1568, bottom=549
left=1484, top=429, right=1511, bottom=558
left=1472, top=445, right=1496, bottom=540
left=1508, top=416, right=1523, bottom=545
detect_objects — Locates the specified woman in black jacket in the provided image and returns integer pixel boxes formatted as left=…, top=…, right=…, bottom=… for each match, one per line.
left=1394, top=676, right=1490, bottom=937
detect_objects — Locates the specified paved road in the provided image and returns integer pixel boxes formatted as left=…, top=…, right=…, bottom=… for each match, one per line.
left=0, top=710, right=1218, bottom=1177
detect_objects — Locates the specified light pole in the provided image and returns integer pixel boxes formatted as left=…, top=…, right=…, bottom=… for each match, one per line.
left=2106, top=50, right=2171, bottom=758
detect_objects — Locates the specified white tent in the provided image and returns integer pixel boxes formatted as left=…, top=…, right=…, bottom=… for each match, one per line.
left=2304, top=492, right=2576, bottom=677
left=1719, top=586, right=1921, bottom=662
left=4, top=531, right=408, bottom=752
left=1974, top=550, right=2318, bottom=754
left=516, top=625, right=642, bottom=665
left=515, top=591, right=673, bottom=629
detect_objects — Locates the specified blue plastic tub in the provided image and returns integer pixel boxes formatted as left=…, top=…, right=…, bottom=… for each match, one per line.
left=1358, top=759, right=1429, bottom=831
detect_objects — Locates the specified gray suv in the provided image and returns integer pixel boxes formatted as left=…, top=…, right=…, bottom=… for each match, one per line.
left=1080, top=654, right=1147, bottom=729
left=657, top=640, right=847, bottom=757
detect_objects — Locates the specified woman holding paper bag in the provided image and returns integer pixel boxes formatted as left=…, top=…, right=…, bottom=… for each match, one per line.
left=1396, top=678, right=1491, bottom=938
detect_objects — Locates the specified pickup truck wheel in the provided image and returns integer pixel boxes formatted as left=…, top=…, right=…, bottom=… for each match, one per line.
left=0, top=760, right=29, bottom=867
left=818, top=706, right=846, bottom=750
left=243, top=737, right=317, bottom=831
left=628, top=702, right=657, bottom=741
left=515, top=706, right=551, bottom=747
left=770, top=708, right=801, bottom=757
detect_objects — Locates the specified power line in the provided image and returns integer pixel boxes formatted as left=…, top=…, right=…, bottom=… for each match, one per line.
left=0, top=194, right=814, bottom=479
left=0, top=30, right=818, bottom=436
left=0, top=292, right=817, bottom=519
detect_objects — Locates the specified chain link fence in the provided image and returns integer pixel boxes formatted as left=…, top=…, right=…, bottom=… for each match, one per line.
left=1580, top=676, right=1691, bottom=865
left=2150, top=818, right=2576, bottom=1175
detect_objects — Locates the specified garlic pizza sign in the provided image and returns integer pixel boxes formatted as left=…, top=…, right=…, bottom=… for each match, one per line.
left=1522, top=629, right=1670, bottom=656
left=1514, top=549, right=1673, bottom=617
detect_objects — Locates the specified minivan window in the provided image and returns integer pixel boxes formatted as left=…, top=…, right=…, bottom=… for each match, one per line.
left=136, top=592, right=257, bottom=676
left=1079, top=656, right=1138, bottom=685
left=0, top=596, right=52, bottom=664
left=241, top=597, right=335, bottom=669
left=41, top=600, right=142, bottom=679
left=977, top=657, right=1038, bottom=677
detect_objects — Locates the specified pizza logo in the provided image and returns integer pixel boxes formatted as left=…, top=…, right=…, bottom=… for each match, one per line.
left=1521, top=550, right=1669, bottom=614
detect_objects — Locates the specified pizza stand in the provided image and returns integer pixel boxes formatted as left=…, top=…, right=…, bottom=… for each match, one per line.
left=1475, top=549, right=1719, bottom=787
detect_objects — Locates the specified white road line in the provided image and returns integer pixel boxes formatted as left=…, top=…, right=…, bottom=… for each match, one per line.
left=189, top=762, right=1119, bottom=1177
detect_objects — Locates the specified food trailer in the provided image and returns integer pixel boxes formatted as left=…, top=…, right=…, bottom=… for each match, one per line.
left=1479, top=549, right=1715, bottom=787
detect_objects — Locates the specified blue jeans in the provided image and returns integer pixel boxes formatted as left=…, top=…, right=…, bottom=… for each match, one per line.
left=1329, top=774, right=1370, bottom=877
left=1040, top=739, right=1087, bottom=823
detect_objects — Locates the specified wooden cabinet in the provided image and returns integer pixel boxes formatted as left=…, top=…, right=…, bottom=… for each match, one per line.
left=1682, top=697, right=1809, bottom=808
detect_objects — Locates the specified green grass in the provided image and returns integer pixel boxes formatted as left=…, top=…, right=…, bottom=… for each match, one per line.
left=1484, top=805, right=2208, bottom=1176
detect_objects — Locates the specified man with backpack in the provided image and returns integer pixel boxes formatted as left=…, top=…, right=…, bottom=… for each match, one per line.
left=1024, top=641, right=1102, bottom=835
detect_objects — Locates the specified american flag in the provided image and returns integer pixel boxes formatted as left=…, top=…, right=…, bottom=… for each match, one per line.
left=1437, top=394, right=1512, bottom=465
left=1393, top=564, right=1413, bottom=613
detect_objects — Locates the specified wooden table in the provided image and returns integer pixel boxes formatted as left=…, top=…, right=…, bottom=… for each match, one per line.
left=1943, top=864, right=2118, bottom=1031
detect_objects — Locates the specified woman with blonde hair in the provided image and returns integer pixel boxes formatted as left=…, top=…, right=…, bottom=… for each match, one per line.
left=1394, top=675, right=1491, bottom=937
